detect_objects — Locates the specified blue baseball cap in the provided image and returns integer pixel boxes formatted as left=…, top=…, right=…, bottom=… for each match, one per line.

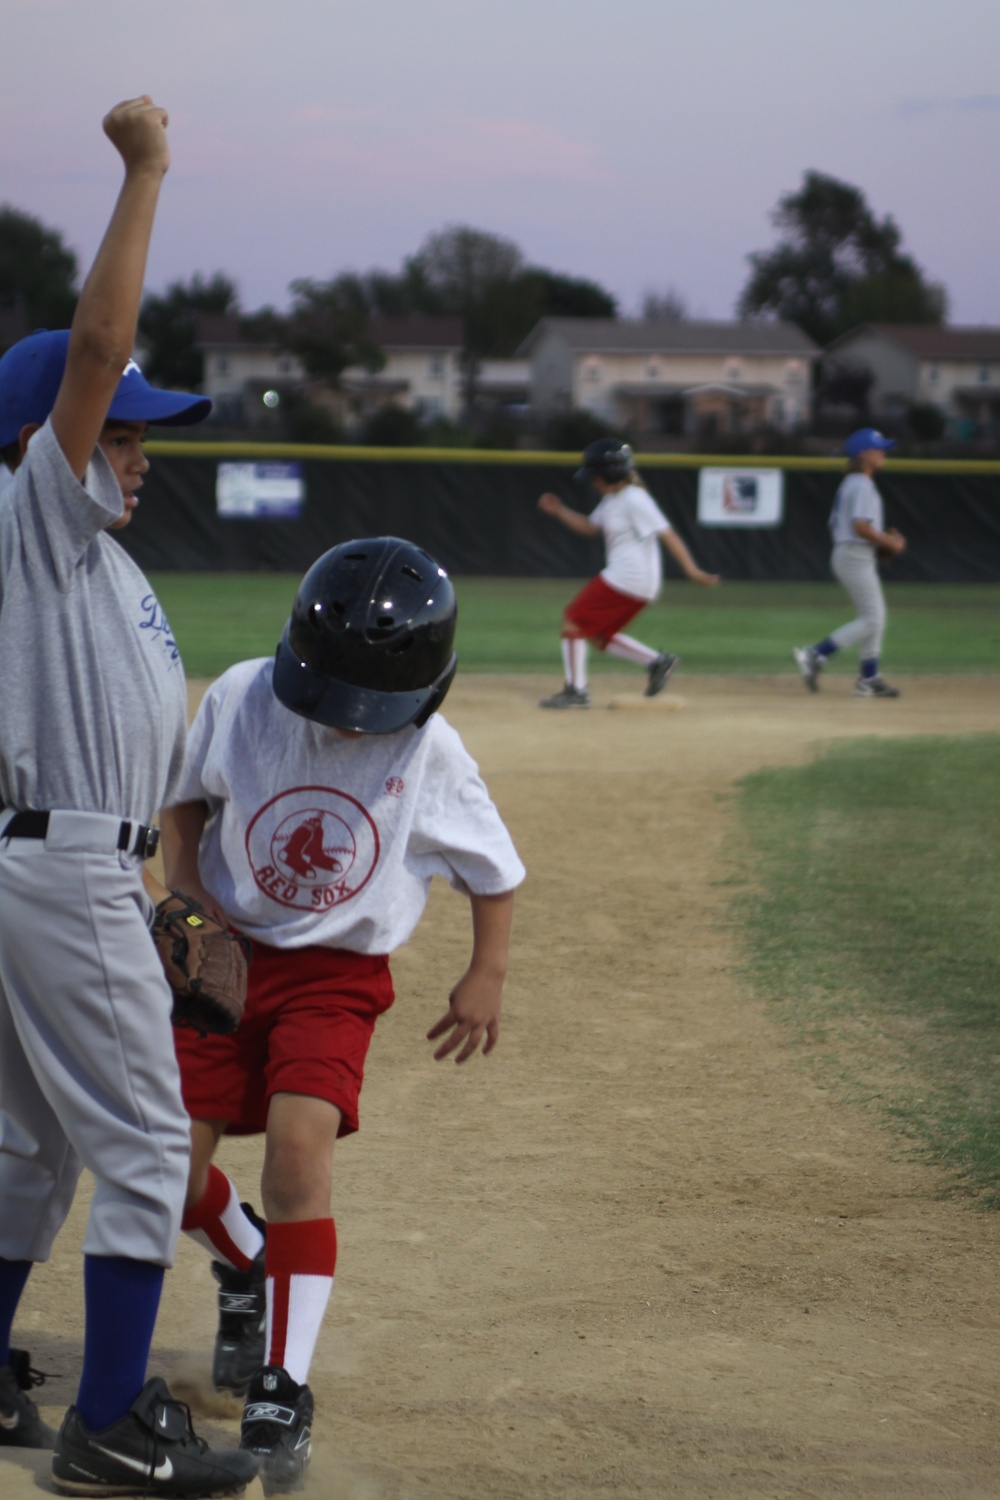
left=844, top=427, right=895, bottom=458
left=0, top=328, right=212, bottom=449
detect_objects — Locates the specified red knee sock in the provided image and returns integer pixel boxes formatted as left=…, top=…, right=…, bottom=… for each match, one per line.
left=265, top=1219, right=337, bottom=1386
left=181, top=1165, right=264, bottom=1271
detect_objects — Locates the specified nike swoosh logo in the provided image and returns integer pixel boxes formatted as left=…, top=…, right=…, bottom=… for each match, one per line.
left=91, top=1442, right=173, bottom=1481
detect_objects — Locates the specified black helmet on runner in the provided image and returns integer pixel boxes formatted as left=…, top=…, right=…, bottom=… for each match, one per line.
left=273, top=537, right=458, bottom=733
left=573, top=438, right=634, bottom=486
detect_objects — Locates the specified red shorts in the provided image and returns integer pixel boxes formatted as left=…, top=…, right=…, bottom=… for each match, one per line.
left=564, top=575, right=647, bottom=647
left=173, top=941, right=395, bottom=1138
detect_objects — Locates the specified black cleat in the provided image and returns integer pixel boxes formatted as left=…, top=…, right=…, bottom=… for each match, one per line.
left=211, top=1252, right=266, bottom=1396
left=0, top=1347, right=57, bottom=1448
left=240, top=1366, right=313, bottom=1495
left=52, top=1376, right=258, bottom=1496
left=644, top=652, right=678, bottom=698
left=539, top=684, right=590, bottom=710
left=212, top=1204, right=266, bottom=1396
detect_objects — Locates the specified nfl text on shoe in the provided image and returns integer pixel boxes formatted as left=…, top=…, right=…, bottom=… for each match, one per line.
left=0, top=1347, right=57, bottom=1448
left=644, top=652, right=678, bottom=698
left=52, top=1376, right=257, bottom=1497
left=854, top=675, right=900, bottom=698
left=539, top=685, right=590, bottom=710
left=792, top=646, right=822, bottom=693
left=240, top=1366, right=313, bottom=1495
left=212, top=1250, right=266, bottom=1395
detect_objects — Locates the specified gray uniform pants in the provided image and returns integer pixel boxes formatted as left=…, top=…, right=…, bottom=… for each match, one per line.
left=829, top=542, right=886, bottom=661
left=0, top=812, right=190, bottom=1265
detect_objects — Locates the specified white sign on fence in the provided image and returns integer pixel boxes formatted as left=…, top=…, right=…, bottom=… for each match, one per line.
left=216, top=462, right=305, bottom=519
left=697, top=468, right=784, bottom=528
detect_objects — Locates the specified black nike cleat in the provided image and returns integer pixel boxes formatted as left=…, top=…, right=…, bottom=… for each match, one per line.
left=52, top=1376, right=257, bottom=1496
left=0, top=1347, right=57, bottom=1448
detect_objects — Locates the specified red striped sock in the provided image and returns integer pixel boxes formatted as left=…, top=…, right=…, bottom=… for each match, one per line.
left=181, top=1165, right=263, bottom=1271
left=266, top=1219, right=337, bottom=1385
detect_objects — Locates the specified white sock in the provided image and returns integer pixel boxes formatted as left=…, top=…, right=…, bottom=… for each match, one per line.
left=606, top=633, right=658, bottom=667
left=570, top=637, right=588, bottom=690
left=267, top=1274, right=334, bottom=1386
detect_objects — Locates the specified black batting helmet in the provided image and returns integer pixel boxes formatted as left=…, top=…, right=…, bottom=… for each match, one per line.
left=573, top=438, right=634, bottom=486
left=273, top=537, right=458, bottom=733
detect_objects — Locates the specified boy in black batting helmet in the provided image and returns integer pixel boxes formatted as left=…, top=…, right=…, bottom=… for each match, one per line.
left=160, top=537, right=524, bottom=1494
left=537, top=438, right=719, bottom=707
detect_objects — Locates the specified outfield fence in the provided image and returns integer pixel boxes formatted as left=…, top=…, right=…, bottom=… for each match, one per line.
left=122, top=443, right=1000, bottom=581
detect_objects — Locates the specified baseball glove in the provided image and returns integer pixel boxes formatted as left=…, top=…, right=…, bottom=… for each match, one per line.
left=153, top=890, right=250, bottom=1036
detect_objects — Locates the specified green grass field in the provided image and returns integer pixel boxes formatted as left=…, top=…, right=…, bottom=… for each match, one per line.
left=150, top=573, right=1000, bottom=680
left=736, top=735, right=1000, bottom=1204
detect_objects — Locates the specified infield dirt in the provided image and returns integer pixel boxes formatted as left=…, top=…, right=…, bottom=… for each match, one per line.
left=3, top=672, right=999, bottom=1499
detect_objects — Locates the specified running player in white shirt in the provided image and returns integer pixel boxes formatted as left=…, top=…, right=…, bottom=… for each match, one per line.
left=160, top=538, right=524, bottom=1494
left=793, top=428, right=906, bottom=698
left=537, top=439, right=719, bottom=709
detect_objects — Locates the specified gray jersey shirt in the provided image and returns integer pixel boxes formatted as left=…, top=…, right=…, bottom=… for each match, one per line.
left=828, top=472, right=884, bottom=548
left=0, top=421, right=187, bottom=821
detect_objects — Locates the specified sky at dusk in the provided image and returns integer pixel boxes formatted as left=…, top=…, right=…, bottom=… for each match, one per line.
left=2, top=0, right=998, bottom=327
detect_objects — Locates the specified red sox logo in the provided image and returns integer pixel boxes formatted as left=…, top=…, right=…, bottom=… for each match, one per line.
left=246, top=786, right=380, bottom=910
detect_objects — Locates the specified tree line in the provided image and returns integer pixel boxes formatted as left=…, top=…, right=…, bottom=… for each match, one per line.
left=0, top=170, right=946, bottom=425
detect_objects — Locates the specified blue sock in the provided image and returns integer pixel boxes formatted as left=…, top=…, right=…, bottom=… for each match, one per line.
left=860, top=658, right=879, bottom=680
left=0, top=1258, right=33, bottom=1366
left=77, top=1256, right=164, bottom=1431
left=815, top=638, right=838, bottom=658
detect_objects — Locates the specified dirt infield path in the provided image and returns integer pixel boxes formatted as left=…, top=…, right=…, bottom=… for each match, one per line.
left=4, top=673, right=999, bottom=1499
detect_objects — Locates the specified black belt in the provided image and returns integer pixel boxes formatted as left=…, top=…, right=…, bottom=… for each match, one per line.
left=3, top=810, right=160, bottom=860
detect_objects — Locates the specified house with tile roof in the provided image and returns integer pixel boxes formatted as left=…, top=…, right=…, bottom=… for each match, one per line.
left=823, top=324, right=1000, bottom=438
left=518, top=318, right=819, bottom=438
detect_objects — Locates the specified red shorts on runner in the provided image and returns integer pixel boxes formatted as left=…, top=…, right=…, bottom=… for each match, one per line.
left=564, top=574, right=647, bottom=647
left=173, top=941, right=394, bottom=1137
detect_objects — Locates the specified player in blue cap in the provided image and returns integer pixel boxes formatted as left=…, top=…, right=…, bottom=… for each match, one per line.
left=793, top=428, right=906, bottom=697
left=0, top=97, right=256, bottom=1496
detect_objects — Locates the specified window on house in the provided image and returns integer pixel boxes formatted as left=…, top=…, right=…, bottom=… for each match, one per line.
left=429, top=356, right=444, bottom=377
left=583, top=359, right=601, bottom=382
left=726, top=359, right=742, bottom=381
left=927, top=363, right=939, bottom=384
left=979, top=364, right=991, bottom=383
left=784, top=359, right=802, bottom=386
left=215, top=356, right=229, bottom=374
left=646, top=361, right=660, bottom=379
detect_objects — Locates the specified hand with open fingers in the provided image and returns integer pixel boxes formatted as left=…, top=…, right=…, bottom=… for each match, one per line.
left=426, top=968, right=504, bottom=1063
left=103, top=96, right=170, bottom=176
left=538, top=492, right=563, bottom=516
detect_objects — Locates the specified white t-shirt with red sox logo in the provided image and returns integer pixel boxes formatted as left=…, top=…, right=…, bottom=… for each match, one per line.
left=169, top=658, right=525, bottom=952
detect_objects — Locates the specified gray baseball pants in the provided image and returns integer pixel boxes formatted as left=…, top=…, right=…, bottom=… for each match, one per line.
left=829, top=542, right=886, bottom=660
left=0, top=811, right=190, bottom=1265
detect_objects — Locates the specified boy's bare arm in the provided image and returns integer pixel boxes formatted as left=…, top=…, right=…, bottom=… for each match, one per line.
left=538, top=492, right=601, bottom=536
left=661, top=528, right=720, bottom=586
left=159, top=800, right=228, bottom=923
left=52, top=97, right=171, bottom=480
left=426, top=889, right=515, bottom=1063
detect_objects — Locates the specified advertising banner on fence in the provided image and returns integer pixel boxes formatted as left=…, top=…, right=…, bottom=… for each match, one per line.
left=697, top=468, right=784, bottom=527
left=216, top=461, right=305, bottom=519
